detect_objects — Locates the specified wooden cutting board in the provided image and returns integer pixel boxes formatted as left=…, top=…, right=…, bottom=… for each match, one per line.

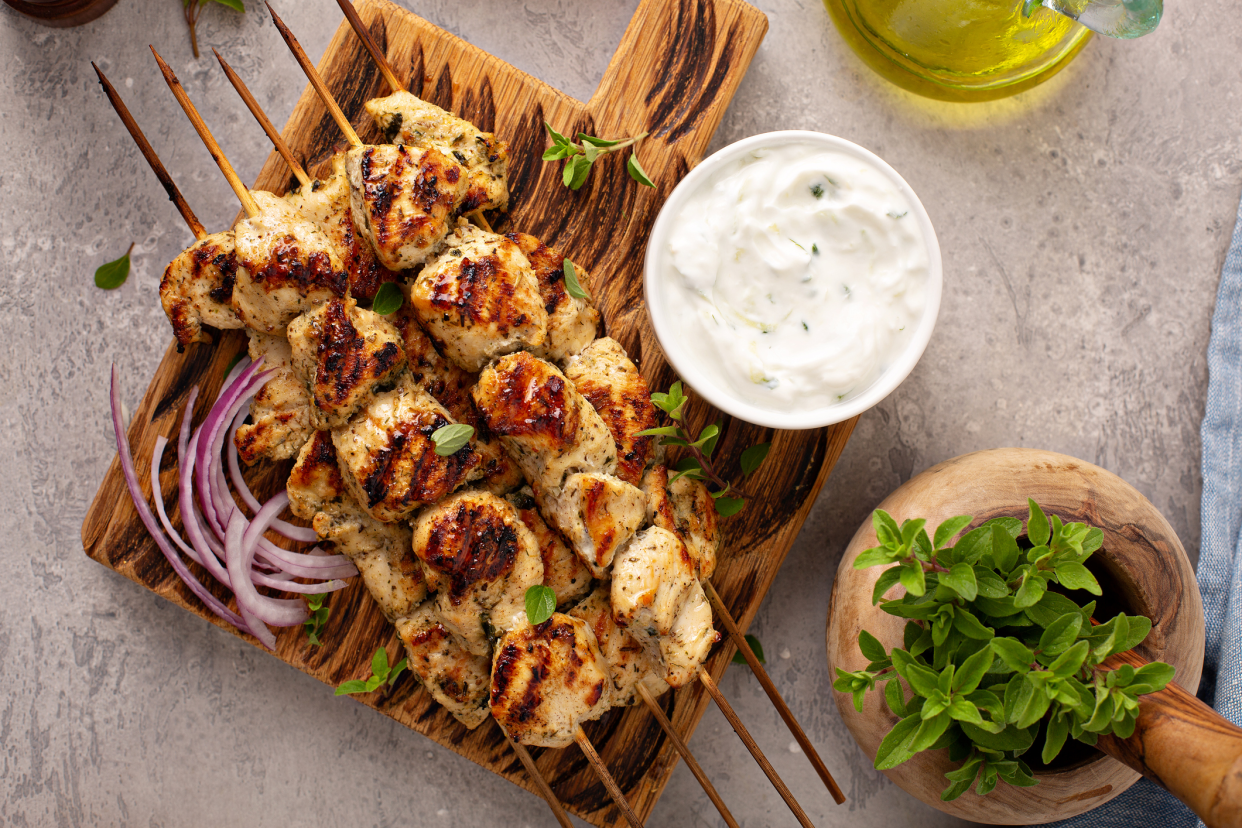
left=81, top=1, right=858, bottom=824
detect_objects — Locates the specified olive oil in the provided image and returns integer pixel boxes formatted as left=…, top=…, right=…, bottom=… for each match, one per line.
left=823, top=0, right=1091, bottom=101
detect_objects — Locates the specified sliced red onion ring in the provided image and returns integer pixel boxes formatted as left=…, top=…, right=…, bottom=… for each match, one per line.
left=226, top=407, right=318, bottom=543
left=195, top=360, right=268, bottom=538
left=180, top=426, right=234, bottom=587
left=226, top=496, right=307, bottom=630
left=111, top=368, right=248, bottom=633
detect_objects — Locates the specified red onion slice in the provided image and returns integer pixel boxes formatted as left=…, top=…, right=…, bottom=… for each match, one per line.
left=225, top=495, right=308, bottom=633
left=179, top=425, right=234, bottom=587
left=226, top=407, right=318, bottom=544
left=111, top=367, right=249, bottom=633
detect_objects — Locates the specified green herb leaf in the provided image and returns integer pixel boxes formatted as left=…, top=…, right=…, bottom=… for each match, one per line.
left=432, top=423, right=475, bottom=456
left=871, top=566, right=903, bottom=604
left=1013, top=571, right=1047, bottom=609
left=858, top=630, right=888, bottom=663
left=562, top=259, right=590, bottom=300
left=740, top=442, right=771, bottom=476
left=95, top=243, right=133, bottom=290
left=952, top=608, right=994, bottom=641
left=715, top=496, right=745, bottom=517
left=1126, top=662, right=1175, bottom=695
left=303, top=593, right=330, bottom=647
left=991, top=523, right=1020, bottom=573
left=334, top=679, right=370, bottom=696
left=627, top=153, right=655, bottom=187
left=1042, top=712, right=1070, bottom=764
left=212, top=0, right=246, bottom=11
left=934, top=516, right=973, bottom=550
left=1038, top=613, right=1084, bottom=656
left=885, top=679, right=908, bottom=717
left=900, top=562, right=927, bottom=597
left=1049, top=640, right=1090, bottom=677
left=874, top=714, right=922, bottom=770
left=387, top=657, right=408, bottom=687
left=371, top=281, right=404, bottom=315
left=991, top=637, right=1035, bottom=674
left=545, top=122, right=571, bottom=147
left=874, top=510, right=902, bottom=547
left=580, top=133, right=623, bottom=148
left=1027, top=498, right=1050, bottom=547
left=372, top=645, right=390, bottom=680
left=941, top=562, right=978, bottom=601
left=1055, top=561, right=1102, bottom=595
left=953, top=646, right=994, bottom=694
left=525, top=584, right=557, bottom=625
left=731, top=633, right=766, bottom=665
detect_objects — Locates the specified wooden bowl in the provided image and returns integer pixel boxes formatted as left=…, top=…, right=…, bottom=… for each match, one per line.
left=825, top=447, right=1205, bottom=824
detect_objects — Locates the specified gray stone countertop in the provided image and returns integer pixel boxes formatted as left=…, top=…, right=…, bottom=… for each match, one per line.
left=1, top=0, right=1238, bottom=825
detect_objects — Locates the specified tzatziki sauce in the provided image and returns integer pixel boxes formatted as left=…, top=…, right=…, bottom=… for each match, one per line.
left=659, top=143, right=930, bottom=412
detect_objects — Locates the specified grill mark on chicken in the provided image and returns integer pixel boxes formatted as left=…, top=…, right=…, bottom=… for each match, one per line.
left=199, top=245, right=237, bottom=305
left=316, top=300, right=402, bottom=412
left=361, top=145, right=459, bottom=243
left=420, top=499, right=521, bottom=604
left=481, top=357, right=574, bottom=442
left=249, top=236, right=348, bottom=297
left=358, top=410, right=463, bottom=508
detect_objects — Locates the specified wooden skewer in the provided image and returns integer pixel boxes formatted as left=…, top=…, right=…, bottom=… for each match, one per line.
left=470, top=211, right=493, bottom=232
left=698, top=669, right=817, bottom=828
left=150, top=47, right=262, bottom=219
left=265, top=1, right=362, bottom=148
left=93, top=63, right=207, bottom=241
left=212, top=48, right=311, bottom=189
left=332, top=0, right=403, bottom=93
left=703, top=581, right=846, bottom=805
left=502, top=732, right=574, bottom=828
left=635, top=683, right=740, bottom=828
left=574, top=725, right=644, bottom=828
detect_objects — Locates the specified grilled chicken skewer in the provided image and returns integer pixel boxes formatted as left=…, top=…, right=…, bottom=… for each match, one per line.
left=152, top=47, right=350, bottom=336
left=266, top=3, right=468, bottom=271
left=565, top=339, right=830, bottom=823
left=566, top=585, right=740, bottom=828
left=331, top=0, right=509, bottom=215
left=94, top=63, right=247, bottom=351
left=491, top=614, right=645, bottom=828
left=216, top=48, right=403, bottom=304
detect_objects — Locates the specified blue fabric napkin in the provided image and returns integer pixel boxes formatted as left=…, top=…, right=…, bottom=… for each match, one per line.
left=1045, top=192, right=1242, bottom=827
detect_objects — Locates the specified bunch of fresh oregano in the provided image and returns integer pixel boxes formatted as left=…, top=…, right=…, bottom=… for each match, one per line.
left=834, top=500, right=1174, bottom=801
left=638, top=381, right=769, bottom=517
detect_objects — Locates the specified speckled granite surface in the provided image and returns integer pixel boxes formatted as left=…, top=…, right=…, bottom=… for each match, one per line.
left=1, top=1, right=1238, bottom=825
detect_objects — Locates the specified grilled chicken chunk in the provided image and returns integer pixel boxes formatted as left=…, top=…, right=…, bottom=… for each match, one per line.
left=565, top=337, right=658, bottom=486
left=159, top=231, right=245, bottom=348
left=397, top=604, right=492, bottom=729
left=490, top=613, right=611, bottom=748
left=642, top=465, right=719, bottom=580
left=332, top=374, right=479, bottom=523
left=411, top=491, right=544, bottom=657
left=393, top=300, right=522, bottom=494
left=234, top=331, right=315, bottom=464
left=506, top=490, right=592, bottom=608
left=287, top=432, right=426, bottom=620
left=473, top=352, right=616, bottom=497
left=366, top=90, right=508, bottom=213
left=612, top=527, right=718, bottom=688
left=346, top=143, right=466, bottom=271
left=284, top=152, right=402, bottom=302
left=546, top=472, right=645, bottom=578
left=287, top=297, right=406, bottom=430
left=410, top=222, right=547, bottom=372
left=231, top=190, right=350, bottom=333
left=568, top=586, right=669, bottom=707
left=507, top=233, right=600, bottom=363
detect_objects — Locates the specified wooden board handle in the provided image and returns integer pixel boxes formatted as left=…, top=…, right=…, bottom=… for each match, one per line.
left=587, top=0, right=767, bottom=161
left=1097, top=650, right=1242, bottom=828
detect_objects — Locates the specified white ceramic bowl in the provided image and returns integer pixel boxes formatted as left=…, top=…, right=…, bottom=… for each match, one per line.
left=643, top=130, right=943, bottom=430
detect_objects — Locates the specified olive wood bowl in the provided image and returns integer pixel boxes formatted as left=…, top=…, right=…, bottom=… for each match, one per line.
left=826, top=448, right=1206, bottom=824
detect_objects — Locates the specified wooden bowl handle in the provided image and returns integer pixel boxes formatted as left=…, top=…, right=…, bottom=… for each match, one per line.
left=1096, top=650, right=1242, bottom=828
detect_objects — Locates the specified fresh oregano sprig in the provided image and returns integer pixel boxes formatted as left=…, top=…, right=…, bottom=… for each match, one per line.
left=637, top=381, right=770, bottom=516
left=834, top=499, right=1175, bottom=801
left=432, top=423, right=474, bottom=456
left=335, top=646, right=408, bottom=696
left=525, top=584, right=557, bottom=625
left=543, top=123, right=654, bottom=191
left=303, top=593, right=330, bottom=647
